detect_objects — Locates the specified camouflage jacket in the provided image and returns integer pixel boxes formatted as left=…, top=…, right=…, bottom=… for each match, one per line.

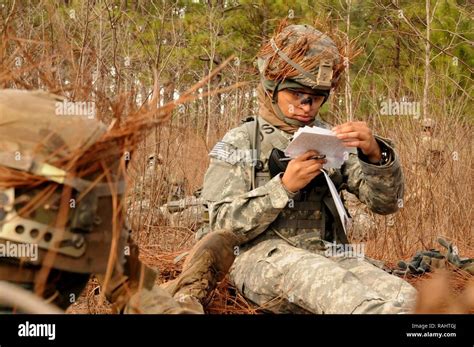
left=201, top=116, right=404, bottom=250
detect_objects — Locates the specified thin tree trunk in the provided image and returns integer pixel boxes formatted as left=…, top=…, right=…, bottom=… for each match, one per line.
left=344, top=0, right=353, bottom=121
left=423, top=0, right=431, bottom=120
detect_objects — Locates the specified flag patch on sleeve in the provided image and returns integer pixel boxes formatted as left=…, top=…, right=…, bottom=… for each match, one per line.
left=209, top=141, right=239, bottom=165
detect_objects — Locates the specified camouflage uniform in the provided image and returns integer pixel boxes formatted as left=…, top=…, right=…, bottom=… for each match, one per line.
left=343, top=191, right=377, bottom=242
left=200, top=25, right=417, bottom=314
left=419, top=118, right=445, bottom=174
left=201, top=117, right=416, bottom=313
left=406, top=118, right=445, bottom=209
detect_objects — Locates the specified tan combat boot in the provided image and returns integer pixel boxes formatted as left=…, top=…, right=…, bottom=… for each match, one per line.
left=124, top=231, right=240, bottom=314
left=160, top=230, right=240, bottom=313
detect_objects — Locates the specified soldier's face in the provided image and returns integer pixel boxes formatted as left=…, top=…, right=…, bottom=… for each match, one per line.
left=423, top=127, right=433, bottom=136
left=277, top=88, right=325, bottom=124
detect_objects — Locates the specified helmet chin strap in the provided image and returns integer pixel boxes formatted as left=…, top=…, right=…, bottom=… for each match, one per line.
left=267, top=80, right=315, bottom=128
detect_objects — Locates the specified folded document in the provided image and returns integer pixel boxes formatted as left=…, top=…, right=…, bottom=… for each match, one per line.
left=284, top=126, right=354, bottom=169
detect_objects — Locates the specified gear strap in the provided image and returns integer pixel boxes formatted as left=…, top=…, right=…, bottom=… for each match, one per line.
left=243, top=116, right=290, bottom=186
left=270, top=39, right=325, bottom=86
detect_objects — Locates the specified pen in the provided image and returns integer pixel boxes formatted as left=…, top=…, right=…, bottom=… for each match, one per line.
left=279, top=155, right=326, bottom=162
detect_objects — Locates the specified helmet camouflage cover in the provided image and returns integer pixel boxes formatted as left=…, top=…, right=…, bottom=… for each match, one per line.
left=0, top=89, right=127, bottom=275
left=257, top=24, right=342, bottom=91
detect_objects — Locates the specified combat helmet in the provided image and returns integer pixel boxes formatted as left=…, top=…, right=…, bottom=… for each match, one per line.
left=257, top=24, right=344, bottom=126
left=0, top=89, right=130, bottom=307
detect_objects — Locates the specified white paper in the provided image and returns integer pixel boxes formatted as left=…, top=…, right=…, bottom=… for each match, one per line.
left=284, top=126, right=351, bottom=169
left=321, top=169, right=351, bottom=235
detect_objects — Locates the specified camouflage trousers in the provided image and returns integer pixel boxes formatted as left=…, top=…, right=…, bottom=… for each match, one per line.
left=230, top=239, right=417, bottom=314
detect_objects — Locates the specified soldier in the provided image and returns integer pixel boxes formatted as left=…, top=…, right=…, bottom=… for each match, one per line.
left=419, top=118, right=444, bottom=174
left=0, top=89, right=238, bottom=314
left=406, top=118, right=445, bottom=209
left=200, top=24, right=417, bottom=313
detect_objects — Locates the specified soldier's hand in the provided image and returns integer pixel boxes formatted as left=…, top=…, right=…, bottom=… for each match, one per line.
left=281, top=150, right=326, bottom=193
left=332, top=121, right=381, bottom=163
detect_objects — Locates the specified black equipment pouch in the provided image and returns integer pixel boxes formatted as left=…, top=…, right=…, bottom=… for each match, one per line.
left=268, top=148, right=289, bottom=178
left=268, top=148, right=325, bottom=191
